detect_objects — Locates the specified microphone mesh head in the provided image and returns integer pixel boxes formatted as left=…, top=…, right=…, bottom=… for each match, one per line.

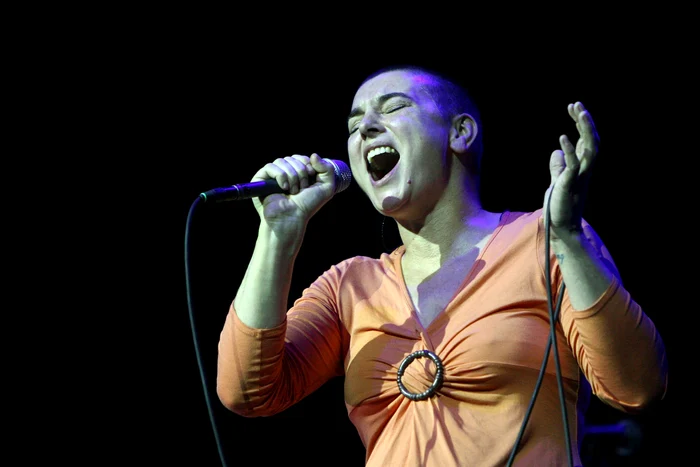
left=326, top=159, right=353, bottom=194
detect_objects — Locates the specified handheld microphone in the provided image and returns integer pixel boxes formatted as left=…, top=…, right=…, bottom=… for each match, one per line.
left=199, top=158, right=353, bottom=202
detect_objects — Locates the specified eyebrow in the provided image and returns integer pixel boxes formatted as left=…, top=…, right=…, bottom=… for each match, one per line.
left=346, top=92, right=413, bottom=123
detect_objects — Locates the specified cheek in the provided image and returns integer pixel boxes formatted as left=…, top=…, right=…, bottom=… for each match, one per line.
left=349, top=159, right=363, bottom=178
left=347, top=140, right=364, bottom=172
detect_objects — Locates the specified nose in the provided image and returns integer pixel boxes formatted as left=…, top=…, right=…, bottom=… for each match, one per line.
left=358, top=109, right=384, bottom=138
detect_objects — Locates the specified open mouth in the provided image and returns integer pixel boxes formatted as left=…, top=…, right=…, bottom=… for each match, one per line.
left=367, top=146, right=400, bottom=182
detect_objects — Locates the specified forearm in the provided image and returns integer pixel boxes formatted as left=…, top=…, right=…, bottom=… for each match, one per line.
left=553, top=229, right=668, bottom=408
left=218, top=233, right=344, bottom=415
left=550, top=229, right=615, bottom=311
left=233, top=223, right=305, bottom=329
left=217, top=303, right=287, bottom=415
left=560, top=278, right=668, bottom=410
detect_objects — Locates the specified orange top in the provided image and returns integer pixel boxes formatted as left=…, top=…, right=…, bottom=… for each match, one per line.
left=217, top=210, right=668, bottom=466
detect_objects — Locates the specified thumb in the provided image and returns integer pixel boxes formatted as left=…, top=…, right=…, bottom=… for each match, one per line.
left=549, top=149, right=566, bottom=186
left=310, top=153, right=329, bottom=170
left=309, top=153, right=335, bottom=182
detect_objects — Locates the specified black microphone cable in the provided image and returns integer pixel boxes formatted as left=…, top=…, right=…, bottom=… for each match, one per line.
left=184, top=161, right=352, bottom=467
left=184, top=196, right=229, bottom=467
left=506, top=186, right=573, bottom=467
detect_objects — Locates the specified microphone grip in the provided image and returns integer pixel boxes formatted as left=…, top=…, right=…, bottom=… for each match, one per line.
left=199, top=158, right=351, bottom=203
left=200, top=178, right=290, bottom=202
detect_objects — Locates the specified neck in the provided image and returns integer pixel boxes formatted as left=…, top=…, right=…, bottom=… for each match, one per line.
left=396, top=183, right=498, bottom=267
left=399, top=208, right=492, bottom=262
left=385, top=157, right=502, bottom=269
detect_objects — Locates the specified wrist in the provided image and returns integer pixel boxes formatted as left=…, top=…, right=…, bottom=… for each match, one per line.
left=257, top=222, right=306, bottom=258
left=549, top=227, right=586, bottom=252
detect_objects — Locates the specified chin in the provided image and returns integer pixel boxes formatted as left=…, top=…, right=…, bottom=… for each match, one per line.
left=377, top=195, right=406, bottom=215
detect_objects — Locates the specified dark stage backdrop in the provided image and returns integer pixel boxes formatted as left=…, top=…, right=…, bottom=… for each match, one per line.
left=108, top=36, right=688, bottom=467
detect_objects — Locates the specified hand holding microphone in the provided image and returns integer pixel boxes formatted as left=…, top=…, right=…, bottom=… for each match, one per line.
left=200, top=154, right=353, bottom=229
left=200, top=154, right=352, bottom=202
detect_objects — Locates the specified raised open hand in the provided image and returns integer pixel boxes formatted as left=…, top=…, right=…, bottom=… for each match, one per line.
left=544, top=102, right=600, bottom=238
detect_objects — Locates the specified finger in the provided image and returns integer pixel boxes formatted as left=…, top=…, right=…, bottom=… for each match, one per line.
left=578, top=108, right=598, bottom=148
left=271, top=157, right=302, bottom=194
left=570, top=103, right=597, bottom=147
left=577, top=110, right=599, bottom=173
left=571, top=101, right=586, bottom=114
left=560, top=134, right=580, bottom=175
left=568, top=102, right=587, bottom=136
left=568, top=101, right=587, bottom=120
left=284, top=156, right=312, bottom=192
left=290, top=154, right=316, bottom=180
left=252, top=160, right=289, bottom=192
left=567, top=102, right=598, bottom=169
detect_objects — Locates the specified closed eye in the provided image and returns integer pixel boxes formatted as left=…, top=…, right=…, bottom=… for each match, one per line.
left=385, top=104, right=406, bottom=113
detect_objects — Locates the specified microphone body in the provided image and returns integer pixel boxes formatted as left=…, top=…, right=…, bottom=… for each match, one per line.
left=199, top=159, right=352, bottom=202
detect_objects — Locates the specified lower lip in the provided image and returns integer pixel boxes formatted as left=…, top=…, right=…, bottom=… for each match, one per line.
left=370, top=161, right=400, bottom=187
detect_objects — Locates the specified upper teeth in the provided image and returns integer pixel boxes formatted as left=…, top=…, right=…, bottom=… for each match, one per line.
left=367, top=146, right=397, bottom=163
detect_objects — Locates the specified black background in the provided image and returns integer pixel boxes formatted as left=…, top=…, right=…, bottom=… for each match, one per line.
left=41, top=17, right=692, bottom=467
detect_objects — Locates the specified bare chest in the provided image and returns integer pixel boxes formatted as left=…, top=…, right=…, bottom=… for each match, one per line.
left=403, top=256, right=479, bottom=328
left=405, top=283, right=454, bottom=328
left=401, top=227, right=496, bottom=328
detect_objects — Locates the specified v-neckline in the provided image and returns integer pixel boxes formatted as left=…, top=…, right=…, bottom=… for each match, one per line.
left=393, top=211, right=510, bottom=333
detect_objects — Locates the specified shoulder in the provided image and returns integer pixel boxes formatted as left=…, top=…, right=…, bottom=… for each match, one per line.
left=310, top=247, right=403, bottom=288
left=302, top=251, right=401, bottom=303
left=498, top=209, right=543, bottom=236
left=329, top=249, right=401, bottom=277
left=500, top=209, right=598, bottom=235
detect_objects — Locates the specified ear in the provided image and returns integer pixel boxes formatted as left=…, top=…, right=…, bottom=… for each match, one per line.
left=449, top=113, right=478, bottom=154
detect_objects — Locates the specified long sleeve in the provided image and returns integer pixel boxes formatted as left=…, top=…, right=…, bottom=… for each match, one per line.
left=559, top=276, right=668, bottom=412
left=217, top=269, right=347, bottom=417
left=534, top=211, right=669, bottom=412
